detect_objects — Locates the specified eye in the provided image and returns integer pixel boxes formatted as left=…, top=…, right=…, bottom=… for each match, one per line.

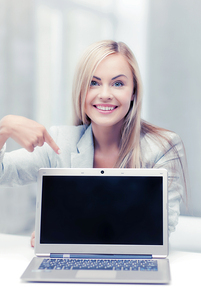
left=90, top=80, right=99, bottom=86
left=113, top=81, right=124, bottom=87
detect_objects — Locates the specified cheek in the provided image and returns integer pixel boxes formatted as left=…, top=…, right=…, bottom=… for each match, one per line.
left=121, top=91, right=134, bottom=105
left=85, top=90, right=91, bottom=106
left=85, top=89, right=96, bottom=103
left=84, top=93, right=93, bottom=115
left=121, top=94, right=134, bottom=115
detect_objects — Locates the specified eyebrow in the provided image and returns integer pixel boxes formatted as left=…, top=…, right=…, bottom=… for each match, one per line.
left=111, top=74, right=127, bottom=80
left=92, top=74, right=127, bottom=81
left=93, top=76, right=101, bottom=81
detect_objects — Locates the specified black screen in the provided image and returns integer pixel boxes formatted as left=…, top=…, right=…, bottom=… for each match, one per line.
left=40, top=175, right=163, bottom=245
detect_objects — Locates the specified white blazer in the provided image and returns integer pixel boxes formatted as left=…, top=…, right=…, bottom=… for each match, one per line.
left=0, top=124, right=185, bottom=233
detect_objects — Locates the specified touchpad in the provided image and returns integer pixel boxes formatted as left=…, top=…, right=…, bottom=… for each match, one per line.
left=76, top=270, right=117, bottom=279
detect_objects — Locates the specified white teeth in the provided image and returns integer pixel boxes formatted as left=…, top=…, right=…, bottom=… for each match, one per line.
left=96, top=106, right=115, bottom=111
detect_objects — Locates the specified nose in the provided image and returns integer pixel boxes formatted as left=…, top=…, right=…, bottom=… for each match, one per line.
left=98, top=85, right=113, bottom=100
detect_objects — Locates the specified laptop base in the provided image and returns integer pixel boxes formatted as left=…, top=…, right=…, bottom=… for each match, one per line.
left=21, top=257, right=170, bottom=284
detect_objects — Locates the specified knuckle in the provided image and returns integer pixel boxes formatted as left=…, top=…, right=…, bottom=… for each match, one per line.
left=40, top=126, right=46, bottom=134
left=38, top=142, right=44, bottom=147
left=27, top=143, right=34, bottom=152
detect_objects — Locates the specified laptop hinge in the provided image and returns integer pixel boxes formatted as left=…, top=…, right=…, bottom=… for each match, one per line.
left=152, top=255, right=167, bottom=259
left=50, top=254, right=153, bottom=259
left=36, top=253, right=50, bottom=257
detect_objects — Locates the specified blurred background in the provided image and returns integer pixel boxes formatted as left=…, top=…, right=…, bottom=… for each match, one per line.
left=0, top=0, right=200, bottom=235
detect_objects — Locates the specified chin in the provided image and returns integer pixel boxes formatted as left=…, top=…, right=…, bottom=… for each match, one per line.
left=91, top=119, right=124, bottom=129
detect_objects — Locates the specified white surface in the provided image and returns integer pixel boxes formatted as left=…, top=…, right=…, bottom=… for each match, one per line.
left=0, top=215, right=201, bottom=295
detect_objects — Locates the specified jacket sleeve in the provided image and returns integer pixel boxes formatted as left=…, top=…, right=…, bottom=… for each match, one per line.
left=153, top=133, right=186, bottom=234
left=0, top=127, right=59, bottom=187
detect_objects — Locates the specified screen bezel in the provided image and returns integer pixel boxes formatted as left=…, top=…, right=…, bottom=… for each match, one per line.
left=35, top=168, right=168, bottom=257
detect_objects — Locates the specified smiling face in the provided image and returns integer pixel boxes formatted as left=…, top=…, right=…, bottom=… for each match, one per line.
left=84, top=53, right=134, bottom=129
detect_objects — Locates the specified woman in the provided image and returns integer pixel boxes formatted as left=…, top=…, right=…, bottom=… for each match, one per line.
left=0, top=40, right=187, bottom=246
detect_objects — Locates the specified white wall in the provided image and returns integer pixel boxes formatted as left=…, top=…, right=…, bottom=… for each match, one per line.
left=146, top=0, right=201, bottom=216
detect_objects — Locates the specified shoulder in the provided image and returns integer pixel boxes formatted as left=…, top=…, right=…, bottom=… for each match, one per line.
left=141, top=129, right=182, bottom=149
left=140, top=120, right=182, bottom=148
left=140, top=125, right=184, bottom=166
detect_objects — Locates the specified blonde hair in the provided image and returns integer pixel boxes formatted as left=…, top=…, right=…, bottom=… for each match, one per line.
left=72, top=40, right=143, bottom=168
left=72, top=40, right=188, bottom=204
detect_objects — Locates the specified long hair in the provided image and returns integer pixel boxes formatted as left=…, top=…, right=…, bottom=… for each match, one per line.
left=72, top=40, right=143, bottom=168
left=72, top=40, right=188, bottom=202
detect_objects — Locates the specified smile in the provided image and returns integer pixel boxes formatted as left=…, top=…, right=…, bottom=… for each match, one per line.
left=94, top=105, right=117, bottom=111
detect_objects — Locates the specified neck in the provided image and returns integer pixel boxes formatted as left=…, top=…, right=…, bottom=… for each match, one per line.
left=91, top=122, right=122, bottom=153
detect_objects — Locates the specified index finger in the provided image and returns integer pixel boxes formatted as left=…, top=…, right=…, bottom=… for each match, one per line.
left=44, top=130, right=61, bottom=154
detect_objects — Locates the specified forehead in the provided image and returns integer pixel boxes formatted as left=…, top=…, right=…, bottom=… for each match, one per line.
left=94, top=53, right=133, bottom=77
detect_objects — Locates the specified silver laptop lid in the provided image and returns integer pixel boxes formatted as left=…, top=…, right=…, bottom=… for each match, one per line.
left=35, top=168, right=168, bottom=258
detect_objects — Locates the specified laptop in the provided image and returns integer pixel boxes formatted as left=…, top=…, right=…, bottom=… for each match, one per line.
left=21, top=168, right=170, bottom=284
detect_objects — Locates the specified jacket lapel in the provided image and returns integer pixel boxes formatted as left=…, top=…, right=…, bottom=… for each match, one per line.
left=71, top=125, right=94, bottom=168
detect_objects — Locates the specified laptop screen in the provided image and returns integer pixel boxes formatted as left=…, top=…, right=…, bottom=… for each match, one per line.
left=40, top=175, right=163, bottom=246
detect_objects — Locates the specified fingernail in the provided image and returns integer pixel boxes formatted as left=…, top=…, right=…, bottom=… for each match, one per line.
left=57, top=149, right=61, bottom=154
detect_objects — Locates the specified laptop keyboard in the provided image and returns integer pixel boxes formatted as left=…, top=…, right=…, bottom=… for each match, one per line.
left=39, top=258, right=158, bottom=271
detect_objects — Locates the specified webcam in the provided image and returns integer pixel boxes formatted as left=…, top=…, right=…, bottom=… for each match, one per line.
left=101, top=170, right=104, bottom=174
